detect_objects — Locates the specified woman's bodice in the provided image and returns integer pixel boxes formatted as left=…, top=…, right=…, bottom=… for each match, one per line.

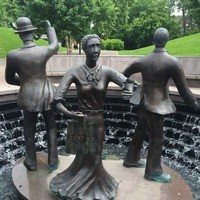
left=54, top=64, right=127, bottom=110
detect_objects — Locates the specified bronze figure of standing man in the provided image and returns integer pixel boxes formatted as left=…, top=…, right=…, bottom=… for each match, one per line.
left=5, top=17, right=59, bottom=171
left=123, top=28, right=200, bottom=183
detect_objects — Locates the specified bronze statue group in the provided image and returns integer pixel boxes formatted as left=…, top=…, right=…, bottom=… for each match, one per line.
left=5, top=17, right=200, bottom=200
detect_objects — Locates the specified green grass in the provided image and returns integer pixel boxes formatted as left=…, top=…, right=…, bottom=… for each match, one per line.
left=0, top=27, right=66, bottom=58
left=118, top=33, right=200, bottom=56
left=1, top=27, right=199, bottom=57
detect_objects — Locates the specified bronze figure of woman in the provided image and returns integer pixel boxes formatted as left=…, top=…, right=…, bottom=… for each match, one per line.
left=50, top=34, right=134, bottom=199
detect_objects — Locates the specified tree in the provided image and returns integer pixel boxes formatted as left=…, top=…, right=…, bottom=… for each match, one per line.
left=0, top=0, right=21, bottom=27
left=124, top=0, right=181, bottom=49
left=0, top=0, right=188, bottom=52
left=174, top=0, right=189, bottom=35
left=111, top=0, right=132, bottom=40
left=187, top=0, right=200, bottom=29
left=54, top=0, right=96, bottom=54
left=11, top=0, right=96, bottom=54
left=169, top=0, right=200, bottom=35
left=92, top=0, right=118, bottom=39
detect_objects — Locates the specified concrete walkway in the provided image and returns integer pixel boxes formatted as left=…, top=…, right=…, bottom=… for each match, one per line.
left=58, top=50, right=119, bottom=55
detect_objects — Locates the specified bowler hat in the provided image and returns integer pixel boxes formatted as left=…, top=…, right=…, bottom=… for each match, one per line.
left=14, top=17, right=37, bottom=34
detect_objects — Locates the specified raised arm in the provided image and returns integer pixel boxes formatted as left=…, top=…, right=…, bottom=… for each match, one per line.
left=45, top=20, right=59, bottom=56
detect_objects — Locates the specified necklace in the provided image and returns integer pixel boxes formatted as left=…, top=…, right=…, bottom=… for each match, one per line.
left=84, top=64, right=102, bottom=85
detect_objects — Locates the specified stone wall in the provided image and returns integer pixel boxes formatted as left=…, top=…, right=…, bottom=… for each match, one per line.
left=0, top=55, right=199, bottom=104
left=46, top=55, right=200, bottom=87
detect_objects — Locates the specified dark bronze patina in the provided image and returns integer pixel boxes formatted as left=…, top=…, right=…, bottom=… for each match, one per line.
left=122, top=27, right=200, bottom=183
left=5, top=17, right=59, bottom=171
left=49, top=34, right=134, bottom=199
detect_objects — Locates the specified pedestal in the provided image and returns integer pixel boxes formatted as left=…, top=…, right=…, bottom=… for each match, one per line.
left=12, top=152, right=193, bottom=200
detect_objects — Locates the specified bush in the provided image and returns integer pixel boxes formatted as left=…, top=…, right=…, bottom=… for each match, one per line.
left=102, top=39, right=124, bottom=50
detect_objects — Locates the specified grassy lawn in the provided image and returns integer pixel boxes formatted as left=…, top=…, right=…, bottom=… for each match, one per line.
left=0, top=27, right=66, bottom=58
left=0, top=27, right=199, bottom=57
left=118, top=32, right=200, bottom=56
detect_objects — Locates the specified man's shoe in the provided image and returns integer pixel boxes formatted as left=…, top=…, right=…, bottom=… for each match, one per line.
left=144, top=172, right=171, bottom=183
left=48, top=159, right=59, bottom=172
left=123, top=159, right=145, bottom=168
left=23, top=160, right=37, bottom=171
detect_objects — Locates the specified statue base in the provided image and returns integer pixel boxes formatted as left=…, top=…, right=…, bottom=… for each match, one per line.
left=12, top=152, right=193, bottom=200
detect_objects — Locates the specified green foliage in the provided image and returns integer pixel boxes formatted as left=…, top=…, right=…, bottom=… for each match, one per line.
left=169, top=0, right=200, bottom=34
left=102, top=39, right=124, bottom=50
left=111, top=0, right=132, bottom=40
left=92, top=0, right=118, bottom=39
left=118, top=32, right=200, bottom=56
left=188, top=0, right=200, bottom=28
left=123, top=0, right=181, bottom=49
left=0, top=0, right=21, bottom=27
left=0, top=0, right=199, bottom=52
left=10, top=0, right=96, bottom=44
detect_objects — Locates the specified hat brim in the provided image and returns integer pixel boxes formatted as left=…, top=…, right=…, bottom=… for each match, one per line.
left=14, top=27, right=37, bottom=34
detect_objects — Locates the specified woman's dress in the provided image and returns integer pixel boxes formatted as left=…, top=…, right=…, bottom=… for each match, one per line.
left=50, top=64, right=130, bottom=200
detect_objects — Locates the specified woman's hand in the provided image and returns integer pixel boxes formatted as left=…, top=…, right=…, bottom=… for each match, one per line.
left=70, top=112, right=86, bottom=119
left=55, top=102, right=86, bottom=119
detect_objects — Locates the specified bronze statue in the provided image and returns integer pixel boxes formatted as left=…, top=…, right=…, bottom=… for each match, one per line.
left=5, top=17, right=59, bottom=171
left=122, top=27, right=200, bottom=183
left=49, top=34, right=134, bottom=199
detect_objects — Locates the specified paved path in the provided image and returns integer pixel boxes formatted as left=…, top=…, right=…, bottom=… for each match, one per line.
left=0, top=58, right=6, bottom=66
left=58, top=50, right=119, bottom=55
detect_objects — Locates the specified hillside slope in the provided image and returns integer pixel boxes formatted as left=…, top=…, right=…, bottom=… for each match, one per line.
left=119, top=33, right=200, bottom=56
left=0, top=27, right=66, bottom=58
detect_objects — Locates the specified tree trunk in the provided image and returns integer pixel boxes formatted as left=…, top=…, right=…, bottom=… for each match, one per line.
left=182, top=7, right=186, bottom=35
left=67, top=35, right=72, bottom=55
left=79, top=40, right=82, bottom=55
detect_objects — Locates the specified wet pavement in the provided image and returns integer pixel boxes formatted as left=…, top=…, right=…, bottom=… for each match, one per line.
left=12, top=152, right=193, bottom=200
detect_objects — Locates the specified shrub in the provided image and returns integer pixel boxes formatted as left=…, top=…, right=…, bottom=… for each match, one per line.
left=102, top=39, right=124, bottom=50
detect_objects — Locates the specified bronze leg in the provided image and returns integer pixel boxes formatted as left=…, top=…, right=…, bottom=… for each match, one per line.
left=43, top=110, right=58, bottom=167
left=23, top=110, right=38, bottom=170
left=144, top=111, right=164, bottom=176
left=123, top=114, right=147, bottom=167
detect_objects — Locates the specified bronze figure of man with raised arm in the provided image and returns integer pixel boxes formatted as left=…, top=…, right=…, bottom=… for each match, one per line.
left=5, top=17, right=59, bottom=171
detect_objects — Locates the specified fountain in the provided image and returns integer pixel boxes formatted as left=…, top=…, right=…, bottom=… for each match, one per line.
left=0, top=55, right=200, bottom=199
left=0, top=92, right=199, bottom=199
